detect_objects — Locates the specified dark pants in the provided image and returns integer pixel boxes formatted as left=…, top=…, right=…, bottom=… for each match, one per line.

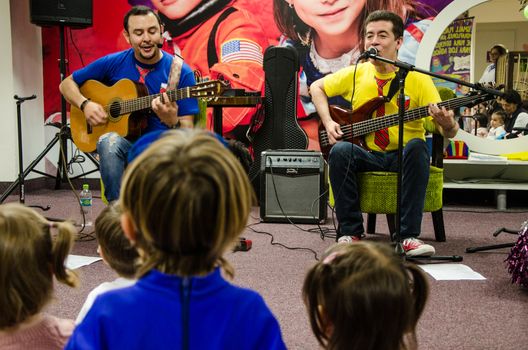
left=329, top=138, right=430, bottom=240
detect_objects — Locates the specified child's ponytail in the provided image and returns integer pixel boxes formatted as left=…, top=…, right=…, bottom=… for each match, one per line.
left=406, top=262, right=429, bottom=326
left=50, top=221, right=78, bottom=287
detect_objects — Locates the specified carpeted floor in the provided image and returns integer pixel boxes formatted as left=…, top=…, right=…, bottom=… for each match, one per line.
left=4, top=187, right=527, bottom=349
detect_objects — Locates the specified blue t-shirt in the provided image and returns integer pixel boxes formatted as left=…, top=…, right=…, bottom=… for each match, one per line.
left=65, top=268, right=286, bottom=350
left=72, top=48, right=199, bottom=133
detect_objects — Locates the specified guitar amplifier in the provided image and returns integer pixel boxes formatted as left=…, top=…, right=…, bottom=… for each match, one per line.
left=260, top=150, right=327, bottom=224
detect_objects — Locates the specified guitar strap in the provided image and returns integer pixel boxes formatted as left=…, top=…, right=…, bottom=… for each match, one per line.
left=384, top=69, right=403, bottom=102
left=168, top=54, right=184, bottom=90
left=207, top=7, right=238, bottom=68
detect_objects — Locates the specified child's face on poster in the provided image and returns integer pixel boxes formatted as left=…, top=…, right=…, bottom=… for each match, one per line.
left=151, top=0, right=202, bottom=20
left=291, top=0, right=367, bottom=37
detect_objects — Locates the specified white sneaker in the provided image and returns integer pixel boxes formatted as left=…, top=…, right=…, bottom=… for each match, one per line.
left=402, top=238, right=435, bottom=257
left=337, top=235, right=361, bottom=244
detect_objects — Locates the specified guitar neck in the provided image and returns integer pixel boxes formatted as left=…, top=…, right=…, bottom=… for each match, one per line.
left=118, top=87, right=192, bottom=115
left=352, top=94, right=489, bottom=137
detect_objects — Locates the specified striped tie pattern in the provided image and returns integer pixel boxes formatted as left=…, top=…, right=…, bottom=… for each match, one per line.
left=374, top=77, right=390, bottom=150
left=136, top=65, right=152, bottom=84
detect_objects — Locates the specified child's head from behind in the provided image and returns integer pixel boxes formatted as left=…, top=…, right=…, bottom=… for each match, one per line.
left=0, top=203, right=78, bottom=328
left=120, top=129, right=253, bottom=278
left=95, top=202, right=139, bottom=279
left=303, top=242, right=429, bottom=350
left=491, top=110, right=506, bottom=128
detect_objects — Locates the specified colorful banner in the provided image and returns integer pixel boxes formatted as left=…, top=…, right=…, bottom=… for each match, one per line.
left=41, top=0, right=456, bottom=121
left=430, top=17, right=474, bottom=96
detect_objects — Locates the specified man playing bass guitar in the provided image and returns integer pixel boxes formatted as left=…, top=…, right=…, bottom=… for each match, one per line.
left=310, top=10, right=458, bottom=257
left=60, top=6, right=198, bottom=202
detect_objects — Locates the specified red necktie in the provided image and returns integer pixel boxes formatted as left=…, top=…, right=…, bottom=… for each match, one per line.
left=136, top=65, right=152, bottom=84
left=374, top=77, right=390, bottom=150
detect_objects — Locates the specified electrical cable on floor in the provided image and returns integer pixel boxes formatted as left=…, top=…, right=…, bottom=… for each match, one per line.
left=246, top=222, right=320, bottom=261
left=267, top=158, right=328, bottom=237
left=58, top=128, right=95, bottom=241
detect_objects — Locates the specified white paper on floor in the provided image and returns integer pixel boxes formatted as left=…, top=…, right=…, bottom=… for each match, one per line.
left=419, top=263, right=486, bottom=280
left=66, top=255, right=102, bottom=270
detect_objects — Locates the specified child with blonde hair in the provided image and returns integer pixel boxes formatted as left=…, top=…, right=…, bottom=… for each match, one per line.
left=66, top=129, right=286, bottom=349
left=75, top=202, right=138, bottom=324
left=303, top=242, right=429, bottom=350
left=0, top=203, right=78, bottom=349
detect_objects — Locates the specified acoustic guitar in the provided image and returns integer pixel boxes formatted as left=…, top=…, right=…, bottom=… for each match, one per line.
left=318, top=91, right=495, bottom=157
left=70, top=79, right=226, bottom=152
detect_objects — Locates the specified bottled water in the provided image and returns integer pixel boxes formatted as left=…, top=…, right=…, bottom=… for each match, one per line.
left=80, top=184, right=93, bottom=227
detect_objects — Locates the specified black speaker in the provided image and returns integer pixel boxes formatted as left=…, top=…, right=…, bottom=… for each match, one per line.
left=260, top=150, right=327, bottom=224
left=249, top=46, right=307, bottom=198
left=30, top=0, right=93, bottom=27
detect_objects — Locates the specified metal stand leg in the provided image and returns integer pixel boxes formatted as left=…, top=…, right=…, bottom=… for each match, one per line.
left=1, top=24, right=99, bottom=203
left=466, top=227, right=518, bottom=253
left=1, top=130, right=59, bottom=203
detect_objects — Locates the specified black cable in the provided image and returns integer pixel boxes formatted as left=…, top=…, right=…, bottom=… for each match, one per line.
left=246, top=222, right=320, bottom=261
left=57, top=126, right=95, bottom=241
left=68, top=27, right=86, bottom=67
left=327, top=60, right=361, bottom=240
left=267, top=157, right=326, bottom=238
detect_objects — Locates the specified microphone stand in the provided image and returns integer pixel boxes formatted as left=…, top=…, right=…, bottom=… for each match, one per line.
left=365, top=51, right=503, bottom=263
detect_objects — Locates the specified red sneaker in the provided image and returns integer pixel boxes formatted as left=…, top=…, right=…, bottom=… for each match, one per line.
left=402, top=238, right=435, bottom=257
left=337, top=235, right=361, bottom=244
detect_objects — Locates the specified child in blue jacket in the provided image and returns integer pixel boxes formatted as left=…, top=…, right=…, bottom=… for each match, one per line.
left=66, top=129, right=286, bottom=349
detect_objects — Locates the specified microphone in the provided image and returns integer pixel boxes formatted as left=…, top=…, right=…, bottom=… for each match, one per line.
left=358, top=47, right=378, bottom=60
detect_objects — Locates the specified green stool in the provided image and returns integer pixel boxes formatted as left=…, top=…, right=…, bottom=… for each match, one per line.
left=358, top=167, right=443, bottom=213
left=358, top=166, right=445, bottom=242
left=328, top=133, right=446, bottom=242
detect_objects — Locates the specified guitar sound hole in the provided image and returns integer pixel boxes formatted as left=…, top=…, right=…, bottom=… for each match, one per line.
left=108, top=101, right=122, bottom=120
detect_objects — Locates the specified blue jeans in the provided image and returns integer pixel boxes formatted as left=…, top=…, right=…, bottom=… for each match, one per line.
left=328, top=138, right=430, bottom=240
left=96, top=132, right=132, bottom=202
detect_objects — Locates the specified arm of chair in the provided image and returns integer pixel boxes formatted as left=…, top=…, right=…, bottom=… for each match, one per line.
left=431, top=133, right=444, bottom=168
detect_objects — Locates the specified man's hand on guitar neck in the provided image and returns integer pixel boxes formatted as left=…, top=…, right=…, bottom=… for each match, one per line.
left=83, top=101, right=108, bottom=126
left=428, top=103, right=459, bottom=139
left=152, top=92, right=180, bottom=128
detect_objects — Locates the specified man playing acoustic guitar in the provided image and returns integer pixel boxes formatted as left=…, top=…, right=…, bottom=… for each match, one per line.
left=311, top=10, right=459, bottom=256
left=60, top=5, right=198, bottom=202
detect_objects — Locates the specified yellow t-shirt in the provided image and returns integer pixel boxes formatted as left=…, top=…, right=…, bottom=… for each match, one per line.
left=323, top=62, right=440, bottom=152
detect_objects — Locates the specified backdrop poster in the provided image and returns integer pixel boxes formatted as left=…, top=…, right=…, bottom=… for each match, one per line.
left=41, top=0, right=455, bottom=122
left=430, top=17, right=474, bottom=96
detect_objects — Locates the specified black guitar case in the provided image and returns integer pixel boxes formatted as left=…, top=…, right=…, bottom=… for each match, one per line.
left=248, top=46, right=308, bottom=197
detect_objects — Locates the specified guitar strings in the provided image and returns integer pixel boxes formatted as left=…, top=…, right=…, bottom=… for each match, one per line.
left=319, top=94, right=491, bottom=147
left=102, top=83, right=217, bottom=116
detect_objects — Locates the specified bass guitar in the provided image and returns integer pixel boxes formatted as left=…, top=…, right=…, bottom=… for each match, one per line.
left=70, top=79, right=226, bottom=152
left=318, top=91, right=495, bottom=157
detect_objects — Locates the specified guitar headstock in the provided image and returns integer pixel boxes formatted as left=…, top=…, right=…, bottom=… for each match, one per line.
left=190, top=80, right=229, bottom=98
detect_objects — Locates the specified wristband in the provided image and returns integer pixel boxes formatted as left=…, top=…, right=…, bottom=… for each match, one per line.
left=80, top=99, right=90, bottom=112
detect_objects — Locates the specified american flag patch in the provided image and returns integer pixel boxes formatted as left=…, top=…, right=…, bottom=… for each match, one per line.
left=221, top=39, right=263, bottom=64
